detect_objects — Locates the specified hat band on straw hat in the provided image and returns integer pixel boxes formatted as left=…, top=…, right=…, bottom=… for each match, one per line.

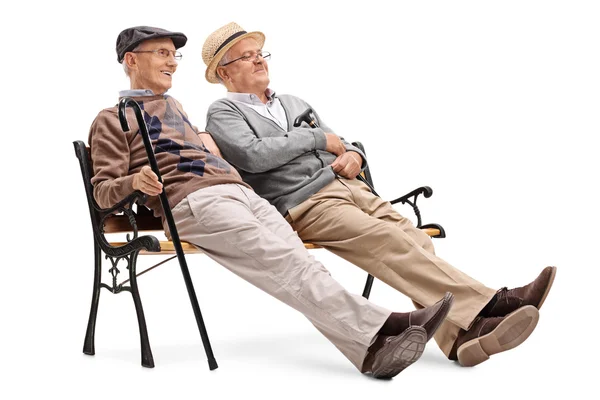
left=214, top=31, right=247, bottom=56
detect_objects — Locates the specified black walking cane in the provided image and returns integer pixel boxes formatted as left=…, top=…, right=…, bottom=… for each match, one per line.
left=118, top=97, right=218, bottom=371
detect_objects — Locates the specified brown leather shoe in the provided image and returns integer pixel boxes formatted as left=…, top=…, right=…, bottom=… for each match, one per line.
left=454, top=305, right=539, bottom=367
left=409, top=292, right=454, bottom=341
left=363, top=326, right=427, bottom=379
left=378, top=292, right=454, bottom=342
left=485, top=266, right=557, bottom=317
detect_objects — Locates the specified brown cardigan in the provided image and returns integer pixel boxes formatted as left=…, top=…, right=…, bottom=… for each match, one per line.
left=89, top=94, right=249, bottom=220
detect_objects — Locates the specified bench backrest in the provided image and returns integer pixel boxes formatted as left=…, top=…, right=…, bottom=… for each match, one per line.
left=73, top=140, right=163, bottom=236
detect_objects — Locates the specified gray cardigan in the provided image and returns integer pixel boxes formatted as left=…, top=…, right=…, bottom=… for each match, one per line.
left=206, top=94, right=367, bottom=215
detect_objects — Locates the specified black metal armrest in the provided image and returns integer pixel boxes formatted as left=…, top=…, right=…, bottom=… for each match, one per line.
left=419, top=223, right=446, bottom=238
left=388, top=186, right=434, bottom=229
left=92, top=190, right=147, bottom=214
left=390, top=187, right=445, bottom=237
left=94, top=192, right=161, bottom=258
left=390, top=186, right=433, bottom=205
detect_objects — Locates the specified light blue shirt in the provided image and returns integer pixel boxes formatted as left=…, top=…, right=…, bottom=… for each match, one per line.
left=119, top=89, right=156, bottom=97
left=227, top=88, right=289, bottom=131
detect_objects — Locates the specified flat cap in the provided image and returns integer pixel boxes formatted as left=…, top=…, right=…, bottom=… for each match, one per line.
left=116, top=26, right=187, bottom=63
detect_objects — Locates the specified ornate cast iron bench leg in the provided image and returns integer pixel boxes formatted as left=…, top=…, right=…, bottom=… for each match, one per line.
left=128, top=250, right=154, bottom=368
left=83, top=242, right=102, bottom=357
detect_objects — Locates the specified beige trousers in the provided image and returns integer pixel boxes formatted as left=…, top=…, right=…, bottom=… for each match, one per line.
left=170, top=183, right=391, bottom=370
left=286, top=178, right=496, bottom=357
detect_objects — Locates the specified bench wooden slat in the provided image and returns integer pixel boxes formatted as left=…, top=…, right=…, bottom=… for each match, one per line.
left=110, top=240, right=322, bottom=254
left=110, top=241, right=201, bottom=254
left=109, top=229, right=440, bottom=255
left=422, top=228, right=441, bottom=237
left=104, top=215, right=162, bottom=233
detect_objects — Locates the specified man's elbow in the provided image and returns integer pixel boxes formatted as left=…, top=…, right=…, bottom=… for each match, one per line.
left=92, top=185, right=115, bottom=209
left=229, top=150, right=275, bottom=174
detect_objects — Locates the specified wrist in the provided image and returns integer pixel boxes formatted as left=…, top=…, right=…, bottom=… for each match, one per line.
left=132, top=174, right=140, bottom=191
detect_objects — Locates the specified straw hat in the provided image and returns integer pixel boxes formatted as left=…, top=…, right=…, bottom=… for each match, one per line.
left=202, top=22, right=265, bottom=84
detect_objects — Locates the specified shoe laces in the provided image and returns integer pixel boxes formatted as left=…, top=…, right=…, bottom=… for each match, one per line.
left=496, top=287, right=509, bottom=300
left=495, top=287, right=522, bottom=306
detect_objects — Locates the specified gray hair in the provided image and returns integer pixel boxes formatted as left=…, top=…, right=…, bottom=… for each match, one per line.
left=215, top=50, right=231, bottom=84
left=122, top=43, right=143, bottom=77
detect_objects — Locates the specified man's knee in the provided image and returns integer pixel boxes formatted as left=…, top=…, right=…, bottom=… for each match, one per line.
left=421, top=235, right=435, bottom=254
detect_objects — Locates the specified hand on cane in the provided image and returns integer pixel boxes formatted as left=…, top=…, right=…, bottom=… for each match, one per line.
left=132, top=166, right=163, bottom=196
left=331, top=151, right=363, bottom=179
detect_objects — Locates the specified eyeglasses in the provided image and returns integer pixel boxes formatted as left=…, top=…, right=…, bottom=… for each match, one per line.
left=131, top=48, right=183, bottom=60
left=220, top=51, right=271, bottom=66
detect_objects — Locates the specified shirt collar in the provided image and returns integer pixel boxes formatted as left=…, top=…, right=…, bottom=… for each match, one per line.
left=118, top=89, right=157, bottom=97
left=227, top=88, right=277, bottom=106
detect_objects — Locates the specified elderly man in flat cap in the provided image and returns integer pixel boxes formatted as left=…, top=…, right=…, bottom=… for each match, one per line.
left=202, top=22, right=556, bottom=368
left=87, top=25, right=457, bottom=379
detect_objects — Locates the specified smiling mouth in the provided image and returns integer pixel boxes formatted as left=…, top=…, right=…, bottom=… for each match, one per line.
left=162, top=71, right=173, bottom=76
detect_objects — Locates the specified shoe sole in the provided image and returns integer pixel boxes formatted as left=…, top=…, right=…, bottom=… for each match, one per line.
left=457, top=305, right=539, bottom=367
left=535, top=266, right=557, bottom=310
left=371, top=326, right=427, bottom=379
left=422, top=292, right=454, bottom=342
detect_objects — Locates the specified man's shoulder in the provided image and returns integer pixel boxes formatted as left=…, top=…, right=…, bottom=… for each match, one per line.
left=277, top=93, right=303, bottom=100
left=88, top=105, right=121, bottom=147
left=207, top=97, right=240, bottom=114
left=91, top=105, right=119, bottom=126
left=277, top=93, right=309, bottom=106
left=98, top=104, right=119, bottom=115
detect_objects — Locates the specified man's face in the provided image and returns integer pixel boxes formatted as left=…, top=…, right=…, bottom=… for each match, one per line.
left=217, top=38, right=270, bottom=93
left=126, top=38, right=178, bottom=94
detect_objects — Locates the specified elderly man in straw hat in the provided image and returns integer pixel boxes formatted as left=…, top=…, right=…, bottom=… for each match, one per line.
left=202, top=22, right=556, bottom=368
left=88, top=25, right=457, bottom=379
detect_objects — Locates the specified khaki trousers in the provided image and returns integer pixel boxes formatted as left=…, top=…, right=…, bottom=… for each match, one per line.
left=286, top=178, right=496, bottom=357
left=170, top=183, right=391, bottom=370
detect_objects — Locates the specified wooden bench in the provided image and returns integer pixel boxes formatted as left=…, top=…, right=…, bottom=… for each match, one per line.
left=73, top=97, right=445, bottom=371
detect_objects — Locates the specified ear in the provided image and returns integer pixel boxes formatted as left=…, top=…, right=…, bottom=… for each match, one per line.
left=124, top=53, right=137, bottom=71
left=216, top=66, right=229, bottom=82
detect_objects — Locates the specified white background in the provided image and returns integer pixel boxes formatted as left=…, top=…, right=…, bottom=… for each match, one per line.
left=1, top=0, right=598, bottom=398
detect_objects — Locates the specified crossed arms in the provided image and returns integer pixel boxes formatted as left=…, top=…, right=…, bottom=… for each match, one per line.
left=204, top=100, right=365, bottom=179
